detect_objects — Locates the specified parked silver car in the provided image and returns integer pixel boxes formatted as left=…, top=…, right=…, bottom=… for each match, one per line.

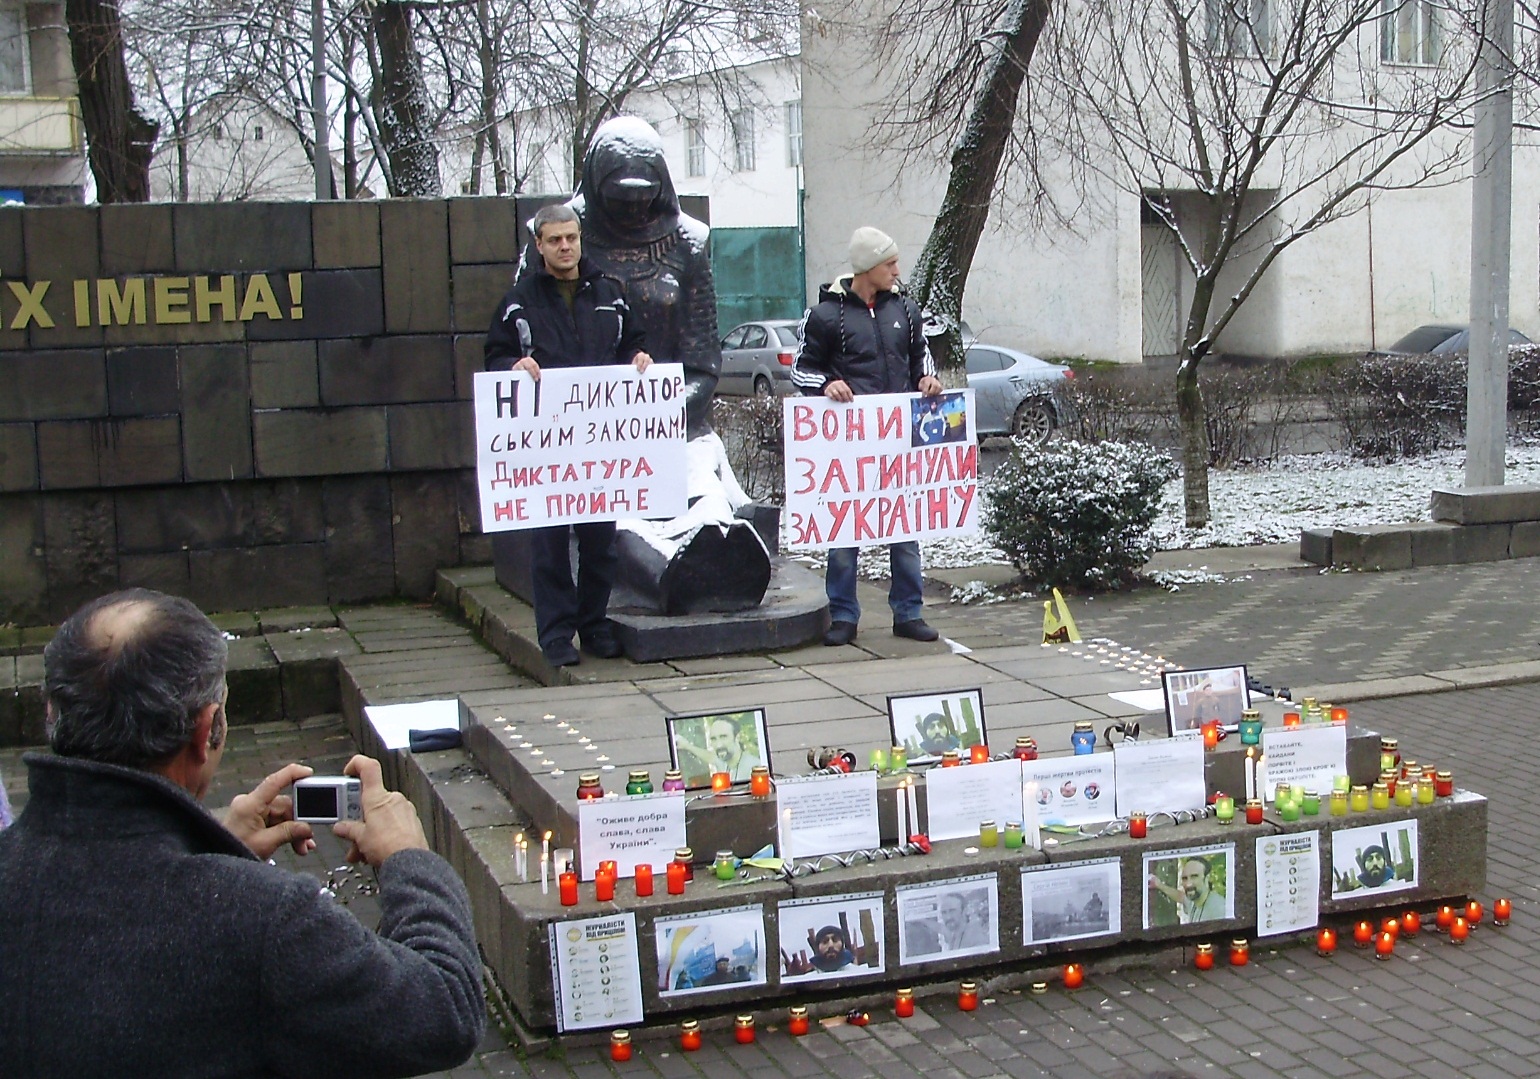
left=1370, top=323, right=1533, bottom=357
left=965, top=344, right=1074, bottom=443
left=717, top=319, right=802, bottom=396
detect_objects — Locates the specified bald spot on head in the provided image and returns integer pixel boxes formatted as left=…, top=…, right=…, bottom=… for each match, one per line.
left=86, top=598, right=158, bottom=659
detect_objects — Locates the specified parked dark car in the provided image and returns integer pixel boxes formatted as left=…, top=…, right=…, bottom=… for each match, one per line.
left=965, top=344, right=1074, bottom=443
left=717, top=319, right=802, bottom=396
left=1371, top=323, right=1533, bottom=357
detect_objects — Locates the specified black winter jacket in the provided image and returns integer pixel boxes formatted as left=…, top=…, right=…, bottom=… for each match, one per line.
left=791, top=276, right=936, bottom=396
left=0, top=753, right=485, bottom=1079
left=484, top=257, right=646, bottom=371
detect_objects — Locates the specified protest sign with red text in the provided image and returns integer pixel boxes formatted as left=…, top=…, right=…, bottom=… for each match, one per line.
left=782, top=390, right=980, bottom=549
left=474, top=364, right=688, bottom=532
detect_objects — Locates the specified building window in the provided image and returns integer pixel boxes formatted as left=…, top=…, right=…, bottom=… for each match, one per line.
left=785, top=100, right=802, bottom=167
left=1206, top=0, right=1269, bottom=57
left=0, top=5, right=30, bottom=95
left=731, top=108, right=755, bottom=172
left=1381, top=0, right=1439, bottom=64
left=253, top=124, right=265, bottom=142
left=685, top=119, right=705, bottom=177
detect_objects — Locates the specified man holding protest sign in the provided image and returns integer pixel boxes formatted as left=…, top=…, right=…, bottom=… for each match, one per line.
left=792, top=227, right=943, bottom=647
left=485, top=204, right=653, bottom=667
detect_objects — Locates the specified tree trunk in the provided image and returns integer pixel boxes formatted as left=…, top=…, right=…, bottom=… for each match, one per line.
left=570, top=0, right=597, bottom=188
left=370, top=1, right=440, bottom=196
left=476, top=0, right=508, bottom=195
left=1177, top=271, right=1217, bottom=527
left=908, top=0, right=1050, bottom=385
left=65, top=0, right=158, bottom=202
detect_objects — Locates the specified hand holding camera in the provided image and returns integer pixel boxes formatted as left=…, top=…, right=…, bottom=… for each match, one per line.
left=224, top=762, right=318, bottom=860
left=330, top=754, right=429, bottom=868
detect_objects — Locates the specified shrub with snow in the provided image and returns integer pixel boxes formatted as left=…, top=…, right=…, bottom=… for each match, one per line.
left=985, top=439, right=1178, bottom=590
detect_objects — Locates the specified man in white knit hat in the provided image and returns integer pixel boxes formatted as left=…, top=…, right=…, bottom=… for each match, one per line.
left=792, top=226, right=943, bottom=646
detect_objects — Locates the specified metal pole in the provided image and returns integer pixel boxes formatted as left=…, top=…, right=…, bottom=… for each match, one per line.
left=1466, top=0, right=1513, bottom=487
left=312, top=0, right=332, bottom=200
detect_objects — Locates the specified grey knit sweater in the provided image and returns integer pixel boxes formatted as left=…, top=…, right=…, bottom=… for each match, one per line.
left=0, top=753, right=485, bottom=1078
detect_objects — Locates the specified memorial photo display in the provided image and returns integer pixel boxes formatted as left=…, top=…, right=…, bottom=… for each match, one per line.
left=896, top=874, right=1000, bottom=965
left=666, top=709, right=771, bottom=790
left=1162, top=665, right=1250, bottom=735
left=1330, top=819, right=1418, bottom=899
left=1143, top=844, right=1236, bottom=929
left=887, top=688, right=987, bottom=764
left=777, top=893, right=886, bottom=983
left=654, top=905, right=768, bottom=997
left=1021, top=859, right=1122, bottom=946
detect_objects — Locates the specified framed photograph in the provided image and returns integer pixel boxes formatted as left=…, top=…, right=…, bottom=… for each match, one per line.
left=910, top=390, right=970, bottom=447
left=896, top=873, right=1000, bottom=965
left=776, top=893, right=886, bottom=982
left=887, top=688, right=986, bottom=764
left=1330, top=819, right=1418, bottom=899
left=1021, top=859, right=1121, bottom=946
left=654, top=905, right=768, bottom=997
left=666, top=709, right=770, bottom=790
left=1143, top=843, right=1236, bottom=929
left=1162, top=665, right=1250, bottom=735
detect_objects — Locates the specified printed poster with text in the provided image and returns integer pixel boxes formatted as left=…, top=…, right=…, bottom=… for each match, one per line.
left=783, top=391, right=980, bottom=549
left=474, top=364, right=689, bottom=532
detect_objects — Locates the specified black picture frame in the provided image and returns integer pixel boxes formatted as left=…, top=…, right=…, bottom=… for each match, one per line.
left=1161, top=665, right=1250, bottom=737
left=885, top=688, right=987, bottom=764
left=665, top=708, right=771, bottom=790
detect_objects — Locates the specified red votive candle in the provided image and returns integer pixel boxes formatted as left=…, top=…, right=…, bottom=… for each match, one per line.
left=1128, top=812, right=1147, bottom=839
left=610, top=1030, right=632, bottom=1062
left=1401, top=910, right=1421, bottom=936
left=958, top=980, right=978, bottom=1011
left=895, top=987, right=915, bottom=1018
left=1495, top=898, right=1512, bottom=925
left=1436, top=905, right=1454, bottom=932
left=1063, top=963, right=1084, bottom=989
left=1450, top=916, right=1470, bottom=943
left=1316, top=927, right=1336, bottom=955
left=595, top=870, right=615, bottom=902
left=1353, top=920, right=1373, bottom=947
left=734, top=1015, right=755, bottom=1044
left=678, top=1020, right=701, bottom=1052
left=1375, top=932, right=1394, bottom=960
left=787, top=1006, right=809, bottom=1036
left=1229, top=939, right=1249, bottom=966
left=711, top=771, right=732, bottom=792
left=1194, top=943, right=1215, bottom=970
left=1202, top=722, right=1220, bottom=751
left=634, top=863, right=653, bottom=897
left=1466, top=900, right=1483, bottom=928
left=559, top=871, right=578, bottom=906
left=969, top=743, right=990, bottom=764
left=665, top=862, right=686, bottom=895
left=1380, top=917, right=1400, bottom=939
left=1245, top=799, right=1264, bottom=825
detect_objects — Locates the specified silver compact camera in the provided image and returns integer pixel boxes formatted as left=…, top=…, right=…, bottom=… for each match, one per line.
left=291, top=776, right=363, bottom=823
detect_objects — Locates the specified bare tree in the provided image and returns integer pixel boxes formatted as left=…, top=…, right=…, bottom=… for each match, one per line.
left=67, top=0, right=159, bottom=200
left=368, top=0, right=441, bottom=194
left=1048, top=0, right=1486, bottom=526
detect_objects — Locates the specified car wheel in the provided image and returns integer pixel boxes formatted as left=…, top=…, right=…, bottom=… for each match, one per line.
left=753, top=375, right=772, bottom=398
left=1011, top=400, right=1054, bottom=444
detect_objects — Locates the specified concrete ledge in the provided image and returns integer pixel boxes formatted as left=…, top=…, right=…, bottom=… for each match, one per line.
left=1299, top=527, right=1332, bottom=566
left=1408, top=521, right=1510, bottom=566
left=1330, top=525, right=1413, bottom=571
left=1431, top=483, right=1540, bottom=524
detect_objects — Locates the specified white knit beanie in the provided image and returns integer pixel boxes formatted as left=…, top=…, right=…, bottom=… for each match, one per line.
left=849, top=227, right=898, bottom=274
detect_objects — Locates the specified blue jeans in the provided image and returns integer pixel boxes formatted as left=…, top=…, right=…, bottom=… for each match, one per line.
left=825, top=542, right=924, bottom=625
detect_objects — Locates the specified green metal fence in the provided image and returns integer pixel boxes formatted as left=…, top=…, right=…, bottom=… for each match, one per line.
left=710, top=226, right=805, bottom=336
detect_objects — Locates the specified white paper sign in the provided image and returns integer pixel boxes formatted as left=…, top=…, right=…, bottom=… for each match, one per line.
left=1262, top=725, right=1348, bottom=801
left=923, top=758, right=1024, bottom=842
left=775, top=771, right=880, bottom=859
left=1021, top=755, right=1117, bottom=826
left=473, top=365, right=688, bottom=532
left=782, top=391, right=981, bottom=549
left=362, top=699, right=459, bottom=751
left=576, top=793, right=687, bottom=880
left=1113, top=736, right=1207, bottom=817
left=549, top=913, right=645, bottom=1032
left=1256, top=831, right=1320, bottom=937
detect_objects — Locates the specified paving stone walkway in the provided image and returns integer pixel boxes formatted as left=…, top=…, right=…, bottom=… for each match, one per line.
left=5, top=555, right=1538, bottom=1077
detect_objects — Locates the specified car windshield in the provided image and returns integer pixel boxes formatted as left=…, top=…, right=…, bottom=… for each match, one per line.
left=773, top=326, right=801, bottom=346
left=1388, top=326, right=1460, bottom=353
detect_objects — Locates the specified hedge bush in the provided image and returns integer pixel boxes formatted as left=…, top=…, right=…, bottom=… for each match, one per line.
left=984, top=439, right=1178, bottom=590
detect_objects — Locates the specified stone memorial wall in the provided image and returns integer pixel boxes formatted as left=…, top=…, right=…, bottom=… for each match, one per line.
left=0, top=196, right=707, bottom=625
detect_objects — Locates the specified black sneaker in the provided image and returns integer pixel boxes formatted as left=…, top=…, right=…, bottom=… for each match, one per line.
left=542, top=639, right=581, bottom=667
left=823, top=620, right=858, bottom=646
left=892, top=619, right=939, bottom=642
left=581, top=625, right=624, bottom=659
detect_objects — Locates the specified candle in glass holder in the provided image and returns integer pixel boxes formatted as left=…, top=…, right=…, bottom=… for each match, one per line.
left=787, top=1006, right=810, bottom=1036
left=559, top=871, right=579, bottom=906
left=890, top=746, right=908, bottom=772
left=679, top=1020, right=701, bottom=1052
left=1238, top=710, right=1263, bottom=745
left=1375, top=932, right=1395, bottom=960
left=1316, top=927, right=1337, bottom=955
left=1371, top=782, right=1390, bottom=811
left=1329, top=790, right=1348, bottom=816
left=1333, top=774, right=1352, bottom=793
left=1070, top=721, right=1096, bottom=755
left=1450, top=916, right=1470, bottom=943
left=1214, top=794, right=1235, bottom=823
left=1495, top=898, right=1512, bottom=926
left=734, top=1015, right=756, bottom=1044
left=1245, top=799, right=1264, bottom=825
left=713, top=850, right=737, bottom=881
left=1394, top=782, right=1413, bottom=808
left=870, top=748, right=889, bottom=772
left=1063, top=963, right=1084, bottom=989
left=577, top=773, right=604, bottom=800
left=1379, top=770, right=1399, bottom=797
left=1416, top=780, right=1435, bottom=805
left=711, top=771, right=732, bottom=793
left=634, top=863, right=654, bottom=897
left=1380, top=916, right=1400, bottom=939
left=1277, top=799, right=1301, bottom=822
left=1353, top=920, right=1373, bottom=947
left=1435, top=905, right=1454, bottom=933
left=1128, top=811, right=1147, bottom=839
left=1330, top=706, right=1349, bottom=724
left=895, top=987, right=915, bottom=1018
left=969, top=743, right=990, bottom=764
left=1301, top=790, right=1320, bottom=816
left=958, top=980, right=979, bottom=1011
left=1435, top=770, right=1454, bottom=797
left=1379, top=737, right=1399, bottom=773
left=1013, top=736, right=1038, bottom=761
left=1350, top=785, right=1370, bottom=812
left=941, top=749, right=961, bottom=768
left=1466, top=900, right=1483, bottom=928
left=1401, top=910, right=1421, bottom=936
left=979, top=820, right=999, bottom=847
left=1004, top=821, right=1025, bottom=849
left=661, top=769, right=686, bottom=793
left=674, top=848, right=694, bottom=881
left=1202, top=722, right=1220, bottom=751
left=1229, top=939, right=1249, bottom=966
left=1282, top=710, right=1301, bottom=729
left=610, top=1030, right=632, bottom=1062
left=1400, top=759, right=1418, bottom=780
left=626, top=770, right=653, bottom=795
left=749, top=765, right=771, bottom=798
left=595, top=870, right=616, bottom=902
left=666, top=862, right=686, bottom=895
left=1194, top=943, right=1215, bottom=970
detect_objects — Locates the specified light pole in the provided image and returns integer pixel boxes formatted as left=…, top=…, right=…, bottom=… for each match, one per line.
left=312, top=0, right=332, bottom=199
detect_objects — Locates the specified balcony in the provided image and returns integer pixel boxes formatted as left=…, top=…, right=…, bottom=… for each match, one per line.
left=0, top=96, right=82, bottom=155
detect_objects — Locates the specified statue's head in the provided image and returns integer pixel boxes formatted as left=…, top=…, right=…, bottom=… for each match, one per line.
left=577, top=117, right=680, bottom=243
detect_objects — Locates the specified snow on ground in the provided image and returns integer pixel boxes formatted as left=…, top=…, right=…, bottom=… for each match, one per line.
left=827, top=444, right=1540, bottom=590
